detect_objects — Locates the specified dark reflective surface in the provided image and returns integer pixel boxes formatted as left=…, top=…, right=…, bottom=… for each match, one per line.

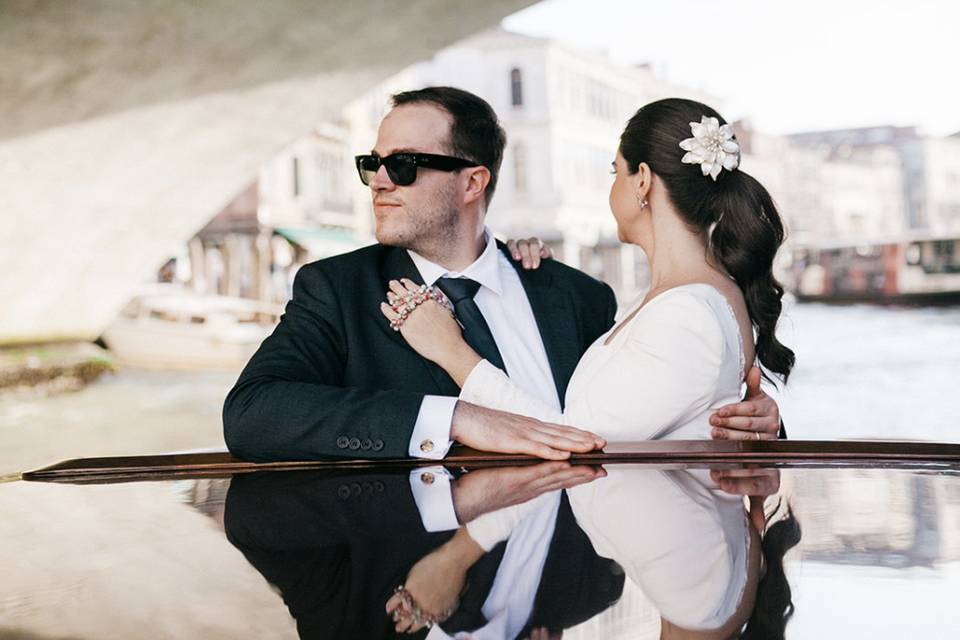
left=3, top=461, right=960, bottom=639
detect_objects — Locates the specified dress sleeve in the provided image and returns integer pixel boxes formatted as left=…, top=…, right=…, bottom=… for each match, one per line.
left=459, top=359, right=565, bottom=424
left=460, top=290, right=727, bottom=441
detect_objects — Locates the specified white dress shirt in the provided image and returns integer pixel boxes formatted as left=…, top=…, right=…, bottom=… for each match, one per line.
left=406, top=229, right=561, bottom=460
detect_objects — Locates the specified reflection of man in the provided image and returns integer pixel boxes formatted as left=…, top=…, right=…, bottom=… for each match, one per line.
left=223, top=86, right=779, bottom=464
left=224, top=465, right=621, bottom=640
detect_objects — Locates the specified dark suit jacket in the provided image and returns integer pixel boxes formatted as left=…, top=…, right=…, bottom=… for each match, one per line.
left=225, top=471, right=624, bottom=640
left=223, top=241, right=617, bottom=461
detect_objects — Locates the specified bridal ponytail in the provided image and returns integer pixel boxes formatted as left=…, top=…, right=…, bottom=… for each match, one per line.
left=620, top=98, right=795, bottom=383
left=708, top=170, right=795, bottom=382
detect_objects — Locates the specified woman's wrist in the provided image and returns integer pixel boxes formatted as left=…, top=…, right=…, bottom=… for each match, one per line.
left=445, top=345, right=483, bottom=388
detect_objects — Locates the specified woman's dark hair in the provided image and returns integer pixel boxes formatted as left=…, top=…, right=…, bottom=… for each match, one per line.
left=740, top=506, right=802, bottom=639
left=391, top=86, right=507, bottom=206
left=620, top=98, right=795, bottom=383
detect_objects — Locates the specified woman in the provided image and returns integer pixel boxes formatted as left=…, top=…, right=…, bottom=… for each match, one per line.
left=380, top=98, right=794, bottom=443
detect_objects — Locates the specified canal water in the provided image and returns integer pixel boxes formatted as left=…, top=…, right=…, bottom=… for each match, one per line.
left=1, top=301, right=958, bottom=473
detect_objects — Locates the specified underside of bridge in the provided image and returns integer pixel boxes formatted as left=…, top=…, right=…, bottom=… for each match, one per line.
left=0, top=0, right=537, bottom=343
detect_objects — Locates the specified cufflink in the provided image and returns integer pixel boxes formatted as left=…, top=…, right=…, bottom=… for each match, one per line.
left=419, top=439, right=434, bottom=453
left=420, top=472, right=435, bottom=485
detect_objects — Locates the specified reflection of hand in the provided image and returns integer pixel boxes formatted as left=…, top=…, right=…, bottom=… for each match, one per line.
left=386, top=528, right=484, bottom=634
left=451, top=401, right=606, bottom=461
left=453, top=460, right=606, bottom=524
left=522, top=627, right=562, bottom=640
left=711, top=467, right=781, bottom=534
left=709, top=366, right=781, bottom=440
left=507, top=237, right=552, bottom=270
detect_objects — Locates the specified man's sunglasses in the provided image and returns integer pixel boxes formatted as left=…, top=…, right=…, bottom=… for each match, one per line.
left=355, top=153, right=479, bottom=186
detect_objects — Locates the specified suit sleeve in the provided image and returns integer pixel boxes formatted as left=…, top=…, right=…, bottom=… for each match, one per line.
left=222, top=265, right=426, bottom=461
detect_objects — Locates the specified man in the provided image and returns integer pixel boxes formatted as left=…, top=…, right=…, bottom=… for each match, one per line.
left=223, top=86, right=780, bottom=463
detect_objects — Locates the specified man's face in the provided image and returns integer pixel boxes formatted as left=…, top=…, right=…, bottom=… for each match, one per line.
left=369, top=103, right=462, bottom=252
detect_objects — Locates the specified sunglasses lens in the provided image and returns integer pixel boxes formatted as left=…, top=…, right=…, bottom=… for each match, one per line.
left=383, top=156, right=418, bottom=186
left=356, top=156, right=379, bottom=186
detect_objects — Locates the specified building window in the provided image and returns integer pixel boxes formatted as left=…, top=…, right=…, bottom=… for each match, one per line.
left=510, top=68, right=523, bottom=107
left=292, top=156, right=301, bottom=197
left=514, top=144, right=527, bottom=194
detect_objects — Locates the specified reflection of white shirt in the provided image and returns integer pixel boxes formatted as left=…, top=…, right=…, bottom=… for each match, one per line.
left=406, top=228, right=561, bottom=459
left=425, top=491, right=561, bottom=640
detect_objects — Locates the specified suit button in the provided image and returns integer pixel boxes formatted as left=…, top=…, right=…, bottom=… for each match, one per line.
left=337, top=485, right=350, bottom=499
left=349, top=437, right=361, bottom=450
left=350, top=482, right=362, bottom=496
left=374, top=481, right=385, bottom=492
left=362, top=481, right=374, bottom=494
left=419, top=439, right=434, bottom=453
left=361, top=438, right=373, bottom=450
left=372, top=439, right=384, bottom=452
left=336, top=436, right=349, bottom=449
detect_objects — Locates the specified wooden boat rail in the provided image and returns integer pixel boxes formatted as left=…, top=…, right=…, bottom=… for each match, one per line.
left=16, top=440, right=960, bottom=484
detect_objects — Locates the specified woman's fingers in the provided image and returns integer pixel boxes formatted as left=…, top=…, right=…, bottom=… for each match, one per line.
left=380, top=302, right=399, bottom=321
left=388, top=279, right=408, bottom=296
left=386, top=592, right=403, bottom=614
left=399, top=278, right=421, bottom=293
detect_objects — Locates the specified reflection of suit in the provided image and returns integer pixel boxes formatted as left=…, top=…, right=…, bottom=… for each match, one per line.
left=225, top=471, right=624, bottom=640
left=222, top=242, right=616, bottom=461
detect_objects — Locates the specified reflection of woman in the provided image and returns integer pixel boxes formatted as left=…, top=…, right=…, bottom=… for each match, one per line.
left=382, top=98, right=794, bottom=444
left=389, top=467, right=800, bottom=638
left=571, top=468, right=758, bottom=638
left=568, top=467, right=800, bottom=639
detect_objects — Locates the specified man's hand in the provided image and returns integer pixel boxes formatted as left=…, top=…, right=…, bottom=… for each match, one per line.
left=711, top=467, right=781, bottom=534
left=709, top=366, right=781, bottom=440
left=452, top=461, right=606, bottom=524
left=506, top=237, right=552, bottom=270
left=451, top=401, right=605, bottom=460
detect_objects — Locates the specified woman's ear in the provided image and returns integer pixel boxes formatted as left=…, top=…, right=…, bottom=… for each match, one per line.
left=635, top=162, right=652, bottom=203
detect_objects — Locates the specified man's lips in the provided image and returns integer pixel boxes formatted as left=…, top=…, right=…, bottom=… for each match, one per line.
left=374, top=201, right=402, bottom=212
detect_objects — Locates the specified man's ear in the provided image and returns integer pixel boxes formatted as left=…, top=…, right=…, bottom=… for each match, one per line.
left=463, top=166, right=491, bottom=206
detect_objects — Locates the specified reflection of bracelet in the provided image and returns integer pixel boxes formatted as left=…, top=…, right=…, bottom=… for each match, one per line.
left=390, top=285, right=454, bottom=332
left=392, top=584, right=458, bottom=628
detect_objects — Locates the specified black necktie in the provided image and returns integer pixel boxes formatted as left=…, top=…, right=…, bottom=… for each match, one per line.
left=435, top=277, right=506, bottom=372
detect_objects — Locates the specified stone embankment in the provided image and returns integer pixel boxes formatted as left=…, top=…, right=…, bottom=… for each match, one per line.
left=0, top=343, right=114, bottom=396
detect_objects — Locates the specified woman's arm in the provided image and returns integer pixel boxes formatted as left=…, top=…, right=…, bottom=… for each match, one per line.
left=379, top=278, right=483, bottom=386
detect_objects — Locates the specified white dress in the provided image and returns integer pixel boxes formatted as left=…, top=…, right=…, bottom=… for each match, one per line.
left=460, top=283, right=745, bottom=441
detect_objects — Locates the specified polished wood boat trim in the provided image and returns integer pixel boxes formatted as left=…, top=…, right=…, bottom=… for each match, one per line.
left=18, top=440, right=960, bottom=484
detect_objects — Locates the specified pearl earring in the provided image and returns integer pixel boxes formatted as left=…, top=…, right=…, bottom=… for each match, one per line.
left=637, top=196, right=648, bottom=210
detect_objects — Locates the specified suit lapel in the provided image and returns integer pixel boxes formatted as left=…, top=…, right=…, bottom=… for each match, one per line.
left=377, top=247, right=460, bottom=395
left=498, top=243, right=581, bottom=408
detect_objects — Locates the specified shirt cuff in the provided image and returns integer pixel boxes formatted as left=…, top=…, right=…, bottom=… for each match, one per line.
left=409, top=466, right=460, bottom=532
left=409, top=395, right=457, bottom=459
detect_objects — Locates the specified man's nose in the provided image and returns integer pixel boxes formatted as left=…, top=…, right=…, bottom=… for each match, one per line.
left=369, top=165, right=396, bottom=191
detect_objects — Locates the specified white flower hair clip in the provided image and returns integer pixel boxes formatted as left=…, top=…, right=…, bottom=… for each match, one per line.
left=679, top=116, right=741, bottom=181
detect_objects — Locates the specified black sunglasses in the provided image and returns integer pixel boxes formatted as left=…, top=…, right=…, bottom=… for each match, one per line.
left=354, top=152, right=479, bottom=186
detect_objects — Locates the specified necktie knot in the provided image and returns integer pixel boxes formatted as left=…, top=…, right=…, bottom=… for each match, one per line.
left=435, top=277, right=481, bottom=304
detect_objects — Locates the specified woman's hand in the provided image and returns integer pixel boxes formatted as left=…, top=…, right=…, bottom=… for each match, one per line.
left=380, top=278, right=482, bottom=385
left=507, top=237, right=552, bottom=270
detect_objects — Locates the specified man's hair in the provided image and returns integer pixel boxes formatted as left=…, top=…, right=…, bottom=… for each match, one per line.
left=390, top=86, right=507, bottom=206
